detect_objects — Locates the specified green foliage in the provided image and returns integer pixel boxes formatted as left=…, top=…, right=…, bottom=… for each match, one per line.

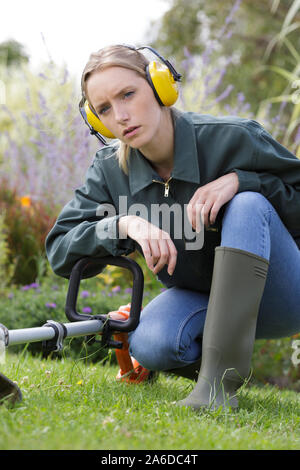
left=0, top=181, right=56, bottom=285
left=0, top=39, right=29, bottom=67
left=0, top=59, right=100, bottom=214
left=252, top=336, right=300, bottom=391
left=0, top=211, right=13, bottom=288
left=148, top=0, right=300, bottom=115
left=256, top=0, right=300, bottom=157
left=96, top=251, right=164, bottom=292
left=0, top=61, right=76, bottom=157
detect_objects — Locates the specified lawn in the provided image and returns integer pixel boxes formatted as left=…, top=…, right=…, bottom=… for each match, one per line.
left=0, top=351, right=300, bottom=450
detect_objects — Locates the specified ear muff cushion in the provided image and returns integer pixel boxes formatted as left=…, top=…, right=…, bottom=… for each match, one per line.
left=147, top=61, right=179, bottom=107
left=84, top=101, right=115, bottom=139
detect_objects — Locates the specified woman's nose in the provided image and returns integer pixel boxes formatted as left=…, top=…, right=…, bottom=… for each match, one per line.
left=114, top=103, right=129, bottom=123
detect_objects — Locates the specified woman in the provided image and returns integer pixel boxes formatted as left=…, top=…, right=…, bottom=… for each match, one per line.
left=46, top=44, right=300, bottom=410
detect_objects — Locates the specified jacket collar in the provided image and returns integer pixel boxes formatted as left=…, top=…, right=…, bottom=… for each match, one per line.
left=128, top=108, right=200, bottom=196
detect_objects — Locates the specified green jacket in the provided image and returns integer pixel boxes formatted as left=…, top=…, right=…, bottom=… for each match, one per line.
left=45, top=108, right=300, bottom=292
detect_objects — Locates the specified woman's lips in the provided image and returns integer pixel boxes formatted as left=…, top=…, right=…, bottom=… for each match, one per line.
left=123, top=126, right=140, bottom=138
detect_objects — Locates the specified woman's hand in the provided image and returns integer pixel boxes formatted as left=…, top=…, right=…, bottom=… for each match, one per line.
left=118, top=215, right=177, bottom=276
left=187, top=172, right=239, bottom=230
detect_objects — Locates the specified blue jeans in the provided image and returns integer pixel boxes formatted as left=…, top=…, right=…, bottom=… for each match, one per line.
left=128, top=192, right=300, bottom=371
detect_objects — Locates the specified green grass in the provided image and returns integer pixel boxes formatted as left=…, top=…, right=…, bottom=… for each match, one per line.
left=1, top=352, right=300, bottom=450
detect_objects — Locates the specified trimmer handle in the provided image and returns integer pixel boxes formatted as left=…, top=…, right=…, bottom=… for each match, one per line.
left=65, top=256, right=144, bottom=332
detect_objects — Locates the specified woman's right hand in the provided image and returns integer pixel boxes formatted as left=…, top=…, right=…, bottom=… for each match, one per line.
left=118, top=215, right=177, bottom=276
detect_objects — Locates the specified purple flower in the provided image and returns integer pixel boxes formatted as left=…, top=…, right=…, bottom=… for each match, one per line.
left=60, top=68, right=69, bottom=86
left=29, top=283, right=39, bottom=289
left=0, top=67, right=101, bottom=211
left=214, top=85, right=234, bottom=104
left=124, top=287, right=132, bottom=294
left=45, top=302, right=57, bottom=308
left=8, top=292, right=14, bottom=299
left=82, top=306, right=92, bottom=313
left=21, top=283, right=39, bottom=291
left=81, top=290, right=90, bottom=298
left=111, top=286, right=121, bottom=294
left=295, top=126, right=300, bottom=145
left=38, top=73, right=48, bottom=80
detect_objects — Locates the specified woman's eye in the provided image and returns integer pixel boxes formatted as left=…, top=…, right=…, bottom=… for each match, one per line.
left=124, top=91, right=134, bottom=99
left=98, top=91, right=134, bottom=115
left=99, top=105, right=110, bottom=115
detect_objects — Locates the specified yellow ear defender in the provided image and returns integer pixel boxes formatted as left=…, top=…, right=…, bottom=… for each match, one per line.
left=79, top=45, right=182, bottom=145
left=142, top=45, right=182, bottom=107
left=83, top=100, right=115, bottom=139
left=146, top=61, right=179, bottom=107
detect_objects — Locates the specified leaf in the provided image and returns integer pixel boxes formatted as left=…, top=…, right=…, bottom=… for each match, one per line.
left=282, top=0, right=300, bottom=31
left=281, top=37, right=300, bottom=64
left=261, top=65, right=299, bottom=83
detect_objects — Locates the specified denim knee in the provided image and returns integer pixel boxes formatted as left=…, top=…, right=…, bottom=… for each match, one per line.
left=127, top=287, right=208, bottom=370
left=225, top=191, right=272, bottom=216
left=128, top=326, right=178, bottom=371
left=221, top=191, right=274, bottom=259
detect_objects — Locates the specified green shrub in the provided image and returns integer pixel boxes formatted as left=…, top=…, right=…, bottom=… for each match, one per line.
left=0, top=180, right=56, bottom=285
left=0, top=211, right=14, bottom=288
left=252, top=336, right=300, bottom=391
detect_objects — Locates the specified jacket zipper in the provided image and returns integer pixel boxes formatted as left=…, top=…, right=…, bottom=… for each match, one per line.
left=152, top=176, right=173, bottom=197
left=151, top=177, right=218, bottom=245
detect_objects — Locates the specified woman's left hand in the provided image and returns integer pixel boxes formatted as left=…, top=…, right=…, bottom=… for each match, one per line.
left=187, top=172, right=239, bottom=230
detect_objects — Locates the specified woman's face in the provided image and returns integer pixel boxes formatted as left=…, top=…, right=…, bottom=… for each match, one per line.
left=86, top=66, right=163, bottom=149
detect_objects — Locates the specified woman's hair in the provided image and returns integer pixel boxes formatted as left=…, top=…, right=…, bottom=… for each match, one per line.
left=81, top=45, right=150, bottom=174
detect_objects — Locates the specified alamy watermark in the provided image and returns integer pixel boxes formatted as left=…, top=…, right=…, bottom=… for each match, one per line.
left=291, top=339, right=300, bottom=366
left=291, top=79, right=300, bottom=105
left=95, top=196, right=205, bottom=250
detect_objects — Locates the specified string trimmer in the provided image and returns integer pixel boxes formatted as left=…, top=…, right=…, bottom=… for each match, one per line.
left=0, top=256, right=150, bottom=405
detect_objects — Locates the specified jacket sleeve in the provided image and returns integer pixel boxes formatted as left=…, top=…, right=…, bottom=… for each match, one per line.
left=232, top=128, right=300, bottom=232
left=45, top=158, right=136, bottom=279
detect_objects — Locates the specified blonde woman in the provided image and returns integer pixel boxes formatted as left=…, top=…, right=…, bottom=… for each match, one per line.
left=46, top=45, right=300, bottom=410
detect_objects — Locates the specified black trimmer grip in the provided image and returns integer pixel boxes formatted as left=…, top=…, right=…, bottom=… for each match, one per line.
left=65, top=256, right=144, bottom=332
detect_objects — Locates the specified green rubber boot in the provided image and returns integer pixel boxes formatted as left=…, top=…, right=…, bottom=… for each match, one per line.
left=177, top=246, right=269, bottom=411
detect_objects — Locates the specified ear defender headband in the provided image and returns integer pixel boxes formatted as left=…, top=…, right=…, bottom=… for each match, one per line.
left=79, top=45, right=182, bottom=144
